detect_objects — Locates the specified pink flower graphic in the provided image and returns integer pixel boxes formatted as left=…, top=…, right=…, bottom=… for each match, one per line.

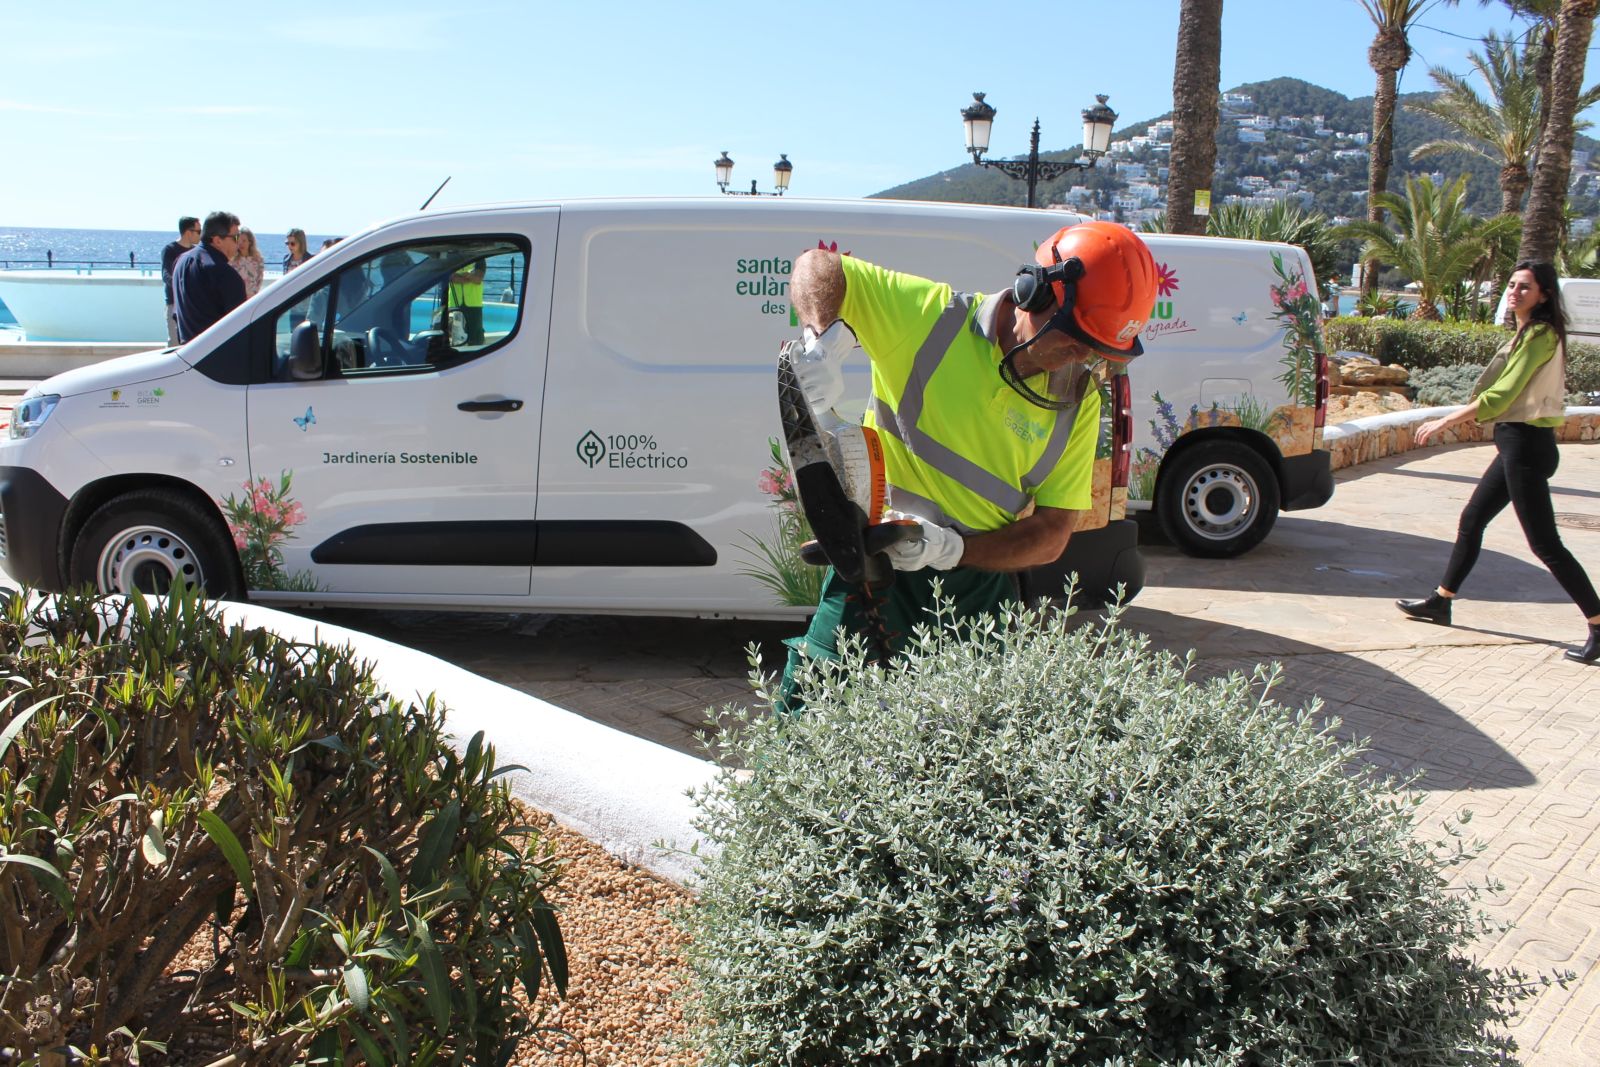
left=1155, top=262, right=1180, bottom=298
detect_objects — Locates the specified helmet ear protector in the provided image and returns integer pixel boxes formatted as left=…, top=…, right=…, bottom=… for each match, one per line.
left=1011, top=256, right=1085, bottom=315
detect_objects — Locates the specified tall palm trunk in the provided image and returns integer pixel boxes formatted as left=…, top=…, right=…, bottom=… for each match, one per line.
left=1364, top=27, right=1411, bottom=298
left=1498, top=162, right=1531, bottom=217
left=1520, top=0, right=1598, bottom=262
left=1532, top=18, right=1556, bottom=171
left=1165, top=0, right=1224, bottom=235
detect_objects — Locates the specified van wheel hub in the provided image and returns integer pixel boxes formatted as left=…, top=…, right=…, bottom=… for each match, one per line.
left=97, top=525, right=204, bottom=595
left=1181, top=466, right=1256, bottom=539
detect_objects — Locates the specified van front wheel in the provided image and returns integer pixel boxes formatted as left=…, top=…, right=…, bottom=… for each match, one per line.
left=69, top=490, right=243, bottom=599
left=1156, top=442, right=1280, bottom=558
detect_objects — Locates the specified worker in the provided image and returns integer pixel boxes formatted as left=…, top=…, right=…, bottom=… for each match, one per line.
left=781, top=222, right=1158, bottom=701
left=448, top=258, right=487, bottom=345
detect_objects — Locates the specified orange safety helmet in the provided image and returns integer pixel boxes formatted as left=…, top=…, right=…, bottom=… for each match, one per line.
left=1034, top=221, right=1158, bottom=360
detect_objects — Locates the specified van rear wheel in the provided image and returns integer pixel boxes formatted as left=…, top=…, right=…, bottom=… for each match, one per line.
left=1156, top=441, right=1279, bottom=558
left=69, top=489, right=242, bottom=599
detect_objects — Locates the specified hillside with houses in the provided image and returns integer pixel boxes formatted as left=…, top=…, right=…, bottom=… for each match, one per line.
left=875, top=77, right=1600, bottom=236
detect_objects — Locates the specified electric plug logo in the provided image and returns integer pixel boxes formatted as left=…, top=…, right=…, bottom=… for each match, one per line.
left=576, top=430, right=605, bottom=467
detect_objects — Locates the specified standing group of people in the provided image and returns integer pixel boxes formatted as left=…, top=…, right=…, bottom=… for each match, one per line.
left=159, top=215, right=326, bottom=345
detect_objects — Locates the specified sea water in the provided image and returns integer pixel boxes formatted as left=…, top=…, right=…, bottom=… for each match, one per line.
left=0, top=225, right=339, bottom=325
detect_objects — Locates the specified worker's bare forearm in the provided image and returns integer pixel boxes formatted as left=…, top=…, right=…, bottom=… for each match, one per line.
left=791, top=248, right=845, bottom=332
left=955, top=507, right=1075, bottom=572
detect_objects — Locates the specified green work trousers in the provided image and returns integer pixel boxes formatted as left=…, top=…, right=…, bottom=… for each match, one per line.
left=778, top=564, right=1019, bottom=713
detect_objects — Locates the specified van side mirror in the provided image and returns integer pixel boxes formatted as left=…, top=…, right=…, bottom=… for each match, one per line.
left=289, top=321, right=323, bottom=380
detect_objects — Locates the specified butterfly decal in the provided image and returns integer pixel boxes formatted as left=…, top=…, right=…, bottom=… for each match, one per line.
left=1232, top=312, right=1248, bottom=326
left=293, top=407, right=316, bottom=432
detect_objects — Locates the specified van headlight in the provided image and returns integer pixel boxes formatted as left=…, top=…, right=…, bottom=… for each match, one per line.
left=8, top=394, right=60, bottom=440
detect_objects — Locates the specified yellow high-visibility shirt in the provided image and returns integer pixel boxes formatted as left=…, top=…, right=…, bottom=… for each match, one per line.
left=838, top=254, right=1100, bottom=533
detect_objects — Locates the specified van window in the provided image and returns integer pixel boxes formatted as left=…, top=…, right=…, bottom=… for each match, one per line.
left=269, top=237, right=527, bottom=380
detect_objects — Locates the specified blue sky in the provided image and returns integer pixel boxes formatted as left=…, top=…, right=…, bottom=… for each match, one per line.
left=0, top=0, right=1581, bottom=233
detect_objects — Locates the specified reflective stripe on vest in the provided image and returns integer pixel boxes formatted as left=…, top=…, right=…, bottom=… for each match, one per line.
left=869, top=293, right=1088, bottom=526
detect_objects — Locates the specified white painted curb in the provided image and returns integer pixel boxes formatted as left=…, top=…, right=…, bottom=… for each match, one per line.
left=211, top=602, right=718, bottom=887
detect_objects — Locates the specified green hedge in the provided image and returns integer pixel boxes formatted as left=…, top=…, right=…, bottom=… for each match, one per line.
left=1325, top=316, right=1600, bottom=394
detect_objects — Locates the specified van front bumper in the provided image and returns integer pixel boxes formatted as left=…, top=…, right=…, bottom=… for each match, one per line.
left=1281, top=449, right=1334, bottom=511
left=1020, top=517, right=1144, bottom=609
left=0, top=466, right=68, bottom=590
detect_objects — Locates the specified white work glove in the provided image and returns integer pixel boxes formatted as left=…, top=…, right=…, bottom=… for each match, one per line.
left=791, top=320, right=856, bottom=412
left=882, top=513, right=965, bottom=572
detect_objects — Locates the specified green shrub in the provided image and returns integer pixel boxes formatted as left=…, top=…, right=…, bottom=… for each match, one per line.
left=685, top=600, right=1547, bottom=1066
left=1327, top=316, right=1600, bottom=395
left=1411, top=363, right=1488, bottom=406
left=0, top=586, right=565, bottom=1065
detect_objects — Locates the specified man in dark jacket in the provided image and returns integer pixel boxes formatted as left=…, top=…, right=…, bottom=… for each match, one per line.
left=160, top=216, right=200, bottom=346
left=173, top=211, right=246, bottom=343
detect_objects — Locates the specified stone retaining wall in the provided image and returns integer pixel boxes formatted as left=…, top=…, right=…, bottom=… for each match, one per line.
left=1324, top=407, right=1600, bottom=471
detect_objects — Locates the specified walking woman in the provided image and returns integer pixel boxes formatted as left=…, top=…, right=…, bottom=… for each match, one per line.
left=1397, top=260, right=1600, bottom=663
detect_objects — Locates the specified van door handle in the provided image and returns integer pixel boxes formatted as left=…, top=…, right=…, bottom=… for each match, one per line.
left=458, top=398, right=524, bottom=412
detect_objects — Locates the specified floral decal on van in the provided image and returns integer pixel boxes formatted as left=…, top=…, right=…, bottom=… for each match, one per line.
left=1269, top=250, right=1322, bottom=409
left=1127, top=253, right=1322, bottom=502
left=738, top=438, right=824, bottom=607
left=1155, top=262, right=1180, bottom=298
left=221, top=472, right=322, bottom=592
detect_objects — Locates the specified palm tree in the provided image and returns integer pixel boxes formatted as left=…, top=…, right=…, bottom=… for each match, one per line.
left=1407, top=32, right=1546, bottom=217
left=1204, top=201, right=1346, bottom=298
left=1336, top=173, right=1521, bottom=319
left=1504, top=0, right=1561, bottom=156
left=1519, top=0, right=1598, bottom=261
left=1165, top=0, right=1224, bottom=235
left=1358, top=0, right=1436, bottom=298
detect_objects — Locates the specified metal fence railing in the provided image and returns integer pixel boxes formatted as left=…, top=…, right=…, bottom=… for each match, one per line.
left=0, top=253, right=160, bottom=270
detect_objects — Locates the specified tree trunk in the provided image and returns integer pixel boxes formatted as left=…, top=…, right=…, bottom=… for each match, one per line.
left=1499, top=162, right=1530, bottom=218
left=1519, top=0, right=1598, bottom=263
left=1364, top=28, right=1410, bottom=298
left=1533, top=19, right=1557, bottom=173
left=1165, top=0, right=1224, bottom=235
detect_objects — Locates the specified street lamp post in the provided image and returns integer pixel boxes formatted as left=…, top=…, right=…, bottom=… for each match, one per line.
left=715, top=151, right=794, bottom=196
left=960, top=93, right=1118, bottom=209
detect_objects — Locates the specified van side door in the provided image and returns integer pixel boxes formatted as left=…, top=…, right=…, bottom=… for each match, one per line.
left=241, top=213, right=557, bottom=601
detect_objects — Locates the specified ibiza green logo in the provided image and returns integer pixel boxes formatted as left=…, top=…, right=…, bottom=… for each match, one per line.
left=1005, top=407, right=1047, bottom=444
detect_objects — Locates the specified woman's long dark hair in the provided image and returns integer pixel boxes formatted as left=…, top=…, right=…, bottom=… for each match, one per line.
left=1513, top=259, right=1568, bottom=343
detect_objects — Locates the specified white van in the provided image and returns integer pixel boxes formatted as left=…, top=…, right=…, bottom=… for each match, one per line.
left=0, top=199, right=1328, bottom=617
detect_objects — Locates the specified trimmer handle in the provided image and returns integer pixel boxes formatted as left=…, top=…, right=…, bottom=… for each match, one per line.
left=798, top=519, right=922, bottom=569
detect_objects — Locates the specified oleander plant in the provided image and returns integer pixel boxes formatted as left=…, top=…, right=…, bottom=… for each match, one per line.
left=0, top=585, right=564, bottom=1066
left=685, top=595, right=1553, bottom=1066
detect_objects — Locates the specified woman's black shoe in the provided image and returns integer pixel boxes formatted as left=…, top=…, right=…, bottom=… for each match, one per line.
left=1564, top=624, right=1600, bottom=664
left=1397, top=594, right=1452, bottom=625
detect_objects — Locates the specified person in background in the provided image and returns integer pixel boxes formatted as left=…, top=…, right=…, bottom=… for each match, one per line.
left=283, top=228, right=312, bottom=272
left=161, top=216, right=200, bottom=346
left=448, top=258, right=487, bottom=344
left=230, top=227, right=265, bottom=298
left=173, top=211, right=247, bottom=343
left=1397, top=260, right=1600, bottom=664
left=320, top=237, right=343, bottom=252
